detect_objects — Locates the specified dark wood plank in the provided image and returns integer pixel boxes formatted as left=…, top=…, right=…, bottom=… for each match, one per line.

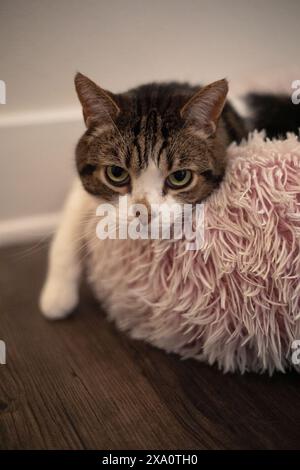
left=0, top=242, right=299, bottom=449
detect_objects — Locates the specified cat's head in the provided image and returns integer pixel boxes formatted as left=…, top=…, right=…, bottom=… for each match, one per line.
left=75, top=73, right=229, bottom=221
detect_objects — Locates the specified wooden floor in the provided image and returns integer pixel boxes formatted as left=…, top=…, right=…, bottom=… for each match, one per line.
left=0, top=242, right=299, bottom=450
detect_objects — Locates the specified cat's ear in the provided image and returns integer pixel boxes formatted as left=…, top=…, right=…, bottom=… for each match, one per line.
left=74, top=72, right=120, bottom=127
left=180, top=78, right=228, bottom=134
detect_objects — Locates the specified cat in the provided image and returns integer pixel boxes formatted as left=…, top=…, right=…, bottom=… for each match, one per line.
left=39, top=73, right=299, bottom=361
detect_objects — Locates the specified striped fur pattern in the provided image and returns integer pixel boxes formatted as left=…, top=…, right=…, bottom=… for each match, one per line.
left=75, top=74, right=247, bottom=210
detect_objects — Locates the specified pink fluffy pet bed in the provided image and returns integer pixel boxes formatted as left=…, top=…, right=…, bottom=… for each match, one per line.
left=89, top=132, right=300, bottom=374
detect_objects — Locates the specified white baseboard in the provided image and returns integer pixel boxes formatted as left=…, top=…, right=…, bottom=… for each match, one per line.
left=0, top=107, right=83, bottom=224
left=0, top=212, right=61, bottom=247
left=0, top=107, right=81, bottom=128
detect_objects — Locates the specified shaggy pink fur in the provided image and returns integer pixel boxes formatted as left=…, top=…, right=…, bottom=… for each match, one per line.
left=87, top=132, right=300, bottom=374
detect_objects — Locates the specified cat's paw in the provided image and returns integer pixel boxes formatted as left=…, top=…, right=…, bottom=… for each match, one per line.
left=39, top=279, right=78, bottom=320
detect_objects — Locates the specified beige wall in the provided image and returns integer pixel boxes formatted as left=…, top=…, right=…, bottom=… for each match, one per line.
left=0, top=0, right=299, bottom=238
left=1, top=0, right=300, bottom=112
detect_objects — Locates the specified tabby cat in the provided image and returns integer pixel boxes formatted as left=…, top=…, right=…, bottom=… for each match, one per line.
left=40, top=73, right=298, bottom=343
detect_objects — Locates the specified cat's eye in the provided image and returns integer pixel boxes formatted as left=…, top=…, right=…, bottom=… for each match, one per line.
left=166, top=170, right=192, bottom=189
left=105, top=166, right=130, bottom=186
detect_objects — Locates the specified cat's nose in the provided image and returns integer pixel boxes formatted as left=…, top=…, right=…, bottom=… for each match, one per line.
left=132, top=198, right=152, bottom=225
left=138, top=211, right=151, bottom=226
left=134, top=208, right=151, bottom=225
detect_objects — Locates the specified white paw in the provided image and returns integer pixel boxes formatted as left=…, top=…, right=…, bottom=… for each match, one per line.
left=39, top=278, right=78, bottom=320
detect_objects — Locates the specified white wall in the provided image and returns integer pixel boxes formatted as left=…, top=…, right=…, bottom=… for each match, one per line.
left=0, top=0, right=299, bottom=242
